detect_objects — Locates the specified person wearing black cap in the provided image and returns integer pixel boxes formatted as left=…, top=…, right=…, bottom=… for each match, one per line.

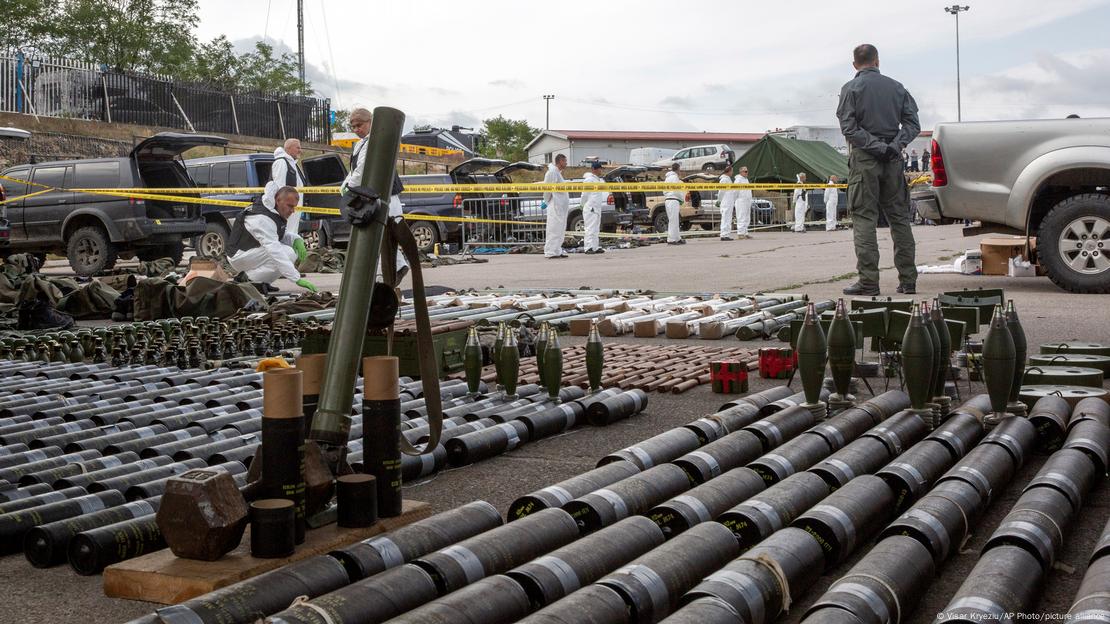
left=581, top=161, right=606, bottom=254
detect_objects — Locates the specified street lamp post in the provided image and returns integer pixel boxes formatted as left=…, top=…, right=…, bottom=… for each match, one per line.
left=543, top=94, right=555, bottom=129
left=944, top=4, right=970, bottom=122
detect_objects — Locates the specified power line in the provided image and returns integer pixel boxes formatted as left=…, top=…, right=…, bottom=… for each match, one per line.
left=318, top=0, right=343, bottom=109
left=263, top=0, right=272, bottom=41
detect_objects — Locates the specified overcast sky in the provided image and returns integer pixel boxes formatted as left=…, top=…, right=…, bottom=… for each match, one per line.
left=196, top=0, right=1110, bottom=135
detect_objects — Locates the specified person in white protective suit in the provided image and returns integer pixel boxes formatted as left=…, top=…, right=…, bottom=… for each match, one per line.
left=264, top=138, right=306, bottom=221
left=824, top=175, right=840, bottom=231
left=542, top=154, right=570, bottom=258
left=581, top=161, right=606, bottom=254
left=342, top=107, right=408, bottom=279
left=792, top=172, right=809, bottom=233
left=227, top=186, right=317, bottom=292
left=664, top=162, right=685, bottom=244
left=717, top=159, right=737, bottom=240
left=734, top=165, right=753, bottom=239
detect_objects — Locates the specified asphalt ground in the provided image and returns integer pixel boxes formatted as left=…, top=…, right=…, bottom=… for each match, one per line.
left=8, top=222, right=1109, bottom=623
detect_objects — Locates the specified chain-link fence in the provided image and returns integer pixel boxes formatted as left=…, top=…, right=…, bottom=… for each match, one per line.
left=1, top=50, right=330, bottom=143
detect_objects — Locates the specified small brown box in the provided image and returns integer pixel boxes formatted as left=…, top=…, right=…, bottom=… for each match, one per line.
left=980, top=237, right=1030, bottom=276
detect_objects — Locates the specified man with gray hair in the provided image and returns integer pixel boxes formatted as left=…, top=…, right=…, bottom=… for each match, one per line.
left=265, top=138, right=306, bottom=212
left=343, top=107, right=408, bottom=278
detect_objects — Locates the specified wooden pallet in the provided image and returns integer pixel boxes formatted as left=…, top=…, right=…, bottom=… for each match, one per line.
left=104, top=499, right=432, bottom=605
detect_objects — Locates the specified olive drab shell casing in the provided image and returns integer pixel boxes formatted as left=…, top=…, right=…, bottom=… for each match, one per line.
left=982, top=306, right=1017, bottom=415
left=923, top=303, right=944, bottom=399
left=500, top=329, right=520, bottom=398
left=535, top=322, right=549, bottom=388
left=493, top=322, right=507, bottom=389
left=826, top=299, right=856, bottom=399
left=1004, top=300, right=1027, bottom=404
left=901, top=304, right=934, bottom=411
left=796, top=303, right=828, bottom=406
left=930, top=300, right=952, bottom=398
left=464, top=327, right=483, bottom=396
left=586, top=322, right=604, bottom=393
left=544, top=330, right=564, bottom=401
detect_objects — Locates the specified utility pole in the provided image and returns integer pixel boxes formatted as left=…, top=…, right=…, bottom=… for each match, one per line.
left=297, top=0, right=306, bottom=95
left=543, top=94, right=555, bottom=130
left=944, top=4, right=970, bottom=122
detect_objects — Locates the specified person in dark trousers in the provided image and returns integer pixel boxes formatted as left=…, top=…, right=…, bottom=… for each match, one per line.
left=836, top=43, right=920, bottom=296
left=922, top=148, right=930, bottom=172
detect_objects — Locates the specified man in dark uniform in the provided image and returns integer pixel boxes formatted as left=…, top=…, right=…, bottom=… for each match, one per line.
left=837, top=43, right=921, bottom=296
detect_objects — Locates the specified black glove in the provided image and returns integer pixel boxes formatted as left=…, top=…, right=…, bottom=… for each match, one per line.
left=341, top=184, right=381, bottom=227
left=882, top=143, right=902, bottom=162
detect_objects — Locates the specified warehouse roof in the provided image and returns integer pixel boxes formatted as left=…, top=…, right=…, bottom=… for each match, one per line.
left=527, top=129, right=766, bottom=151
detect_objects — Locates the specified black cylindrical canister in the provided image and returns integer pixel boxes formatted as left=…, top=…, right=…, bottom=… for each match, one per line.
left=701, top=536, right=798, bottom=622
left=446, top=420, right=531, bottom=467
left=140, top=429, right=227, bottom=459
left=0, top=449, right=101, bottom=484
left=509, top=461, right=642, bottom=521
left=0, top=447, right=61, bottom=472
left=979, top=415, right=1036, bottom=467
left=507, top=515, right=665, bottom=608
left=18, top=452, right=138, bottom=487
left=1070, top=396, right=1110, bottom=428
left=265, top=562, right=438, bottom=624
left=683, top=417, right=727, bottom=445
left=936, top=442, right=1017, bottom=502
left=209, top=443, right=261, bottom=468
left=759, top=389, right=809, bottom=416
left=1063, top=419, right=1110, bottom=475
left=877, top=439, right=961, bottom=515
left=1028, top=395, right=1074, bottom=454
left=250, top=499, right=296, bottom=559
left=54, top=456, right=173, bottom=490
left=106, top=428, right=206, bottom=456
left=0, top=482, right=51, bottom=503
left=519, top=403, right=583, bottom=441
left=804, top=535, right=936, bottom=624
left=1024, top=448, right=1096, bottom=513
left=172, top=434, right=258, bottom=463
left=329, top=500, right=503, bottom=581
left=791, top=474, right=895, bottom=569
left=563, top=463, right=693, bottom=535
left=720, top=385, right=795, bottom=414
left=337, top=474, right=378, bottom=528
left=743, top=405, right=816, bottom=451
left=24, top=498, right=159, bottom=568
left=748, top=433, right=833, bottom=484
left=383, top=574, right=532, bottom=624
left=0, top=489, right=125, bottom=554
left=413, top=508, right=581, bottom=594
left=861, top=410, right=930, bottom=455
left=400, top=444, right=447, bottom=482
left=939, top=545, right=1043, bottom=623
left=1068, top=556, right=1110, bottom=622
left=881, top=487, right=974, bottom=565
left=159, top=552, right=349, bottom=624
left=126, top=460, right=245, bottom=503
left=673, top=430, right=763, bottom=484
left=718, top=471, right=830, bottom=551
left=513, top=584, right=630, bottom=624
left=363, top=357, right=402, bottom=518
left=662, top=596, right=747, bottom=623
left=807, top=407, right=877, bottom=453
left=708, top=402, right=763, bottom=434
left=809, top=436, right=894, bottom=489
left=649, top=467, right=765, bottom=537
left=0, top=486, right=89, bottom=515
left=586, top=389, right=649, bottom=426
left=597, top=427, right=703, bottom=470
left=597, top=521, right=740, bottom=623
left=87, top=458, right=206, bottom=494
left=67, top=512, right=164, bottom=575
left=262, top=368, right=307, bottom=543
left=1092, top=517, right=1110, bottom=562
left=62, top=423, right=159, bottom=454
left=924, top=412, right=984, bottom=461
left=984, top=484, right=1076, bottom=572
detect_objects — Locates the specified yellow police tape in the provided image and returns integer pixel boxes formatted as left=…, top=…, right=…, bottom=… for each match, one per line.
left=68, top=182, right=846, bottom=194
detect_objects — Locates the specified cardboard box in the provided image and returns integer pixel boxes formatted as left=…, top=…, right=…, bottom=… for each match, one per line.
left=980, top=237, right=1031, bottom=276
left=182, top=257, right=231, bottom=285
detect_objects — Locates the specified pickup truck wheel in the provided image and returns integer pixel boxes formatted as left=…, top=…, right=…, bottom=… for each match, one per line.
left=137, top=242, right=184, bottom=266
left=67, top=226, right=118, bottom=277
left=652, top=210, right=669, bottom=234
left=1038, top=193, right=1110, bottom=294
left=702, top=163, right=717, bottom=172
left=568, top=212, right=585, bottom=232
left=409, top=221, right=439, bottom=254
left=196, top=222, right=230, bottom=259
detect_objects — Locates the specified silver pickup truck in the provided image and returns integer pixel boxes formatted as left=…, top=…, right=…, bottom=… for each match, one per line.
left=922, top=117, right=1110, bottom=293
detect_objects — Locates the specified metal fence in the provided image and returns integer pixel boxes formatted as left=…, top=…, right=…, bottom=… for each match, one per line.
left=1, top=50, right=331, bottom=143
left=461, top=197, right=548, bottom=252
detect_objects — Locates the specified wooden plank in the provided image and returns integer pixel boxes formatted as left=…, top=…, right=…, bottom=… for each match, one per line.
left=104, top=499, right=432, bottom=605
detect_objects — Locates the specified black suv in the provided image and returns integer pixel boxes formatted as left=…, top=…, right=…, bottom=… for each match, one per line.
left=301, top=157, right=542, bottom=253
left=0, top=133, right=226, bottom=275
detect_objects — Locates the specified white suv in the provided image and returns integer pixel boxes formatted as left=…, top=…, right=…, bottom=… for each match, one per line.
left=652, top=144, right=733, bottom=172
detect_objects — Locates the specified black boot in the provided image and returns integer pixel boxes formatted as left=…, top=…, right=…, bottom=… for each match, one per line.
left=842, top=282, right=880, bottom=296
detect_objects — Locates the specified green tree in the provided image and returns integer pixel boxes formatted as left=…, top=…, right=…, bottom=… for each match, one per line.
left=480, top=116, right=540, bottom=162
left=55, top=0, right=199, bottom=75
left=181, top=35, right=240, bottom=90
left=0, top=0, right=60, bottom=53
left=236, top=41, right=311, bottom=95
left=331, top=109, right=351, bottom=135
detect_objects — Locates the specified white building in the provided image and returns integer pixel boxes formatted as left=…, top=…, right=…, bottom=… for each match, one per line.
left=769, top=125, right=933, bottom=156
left=525, top=130, right=765, bottom=166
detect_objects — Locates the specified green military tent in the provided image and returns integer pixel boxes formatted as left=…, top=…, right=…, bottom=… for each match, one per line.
left=733, top=134, right=848, bottom=183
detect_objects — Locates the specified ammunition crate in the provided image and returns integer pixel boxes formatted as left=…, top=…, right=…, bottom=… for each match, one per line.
left=301, top=328, right=468, bottom=379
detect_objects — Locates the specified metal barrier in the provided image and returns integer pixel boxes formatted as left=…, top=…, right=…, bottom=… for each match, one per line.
left=1, top=50, right=331, bottom=142
left=461, top=196, right=548, bottom=252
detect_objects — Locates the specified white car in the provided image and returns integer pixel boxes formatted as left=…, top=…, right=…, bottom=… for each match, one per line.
left=651, top=144, right=734, bottom=172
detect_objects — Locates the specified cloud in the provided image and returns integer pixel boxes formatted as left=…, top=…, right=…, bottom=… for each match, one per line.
left=659, top=96, right=694, bottom=108
left=227, top=37, right=381, bottom=102
left=958, top=48, right=1110, bottom=119
left=489, top=79, right=524, bottom=88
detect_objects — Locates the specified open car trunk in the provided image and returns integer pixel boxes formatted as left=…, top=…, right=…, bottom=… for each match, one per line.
left=132, top=133, right=229, bottom=218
